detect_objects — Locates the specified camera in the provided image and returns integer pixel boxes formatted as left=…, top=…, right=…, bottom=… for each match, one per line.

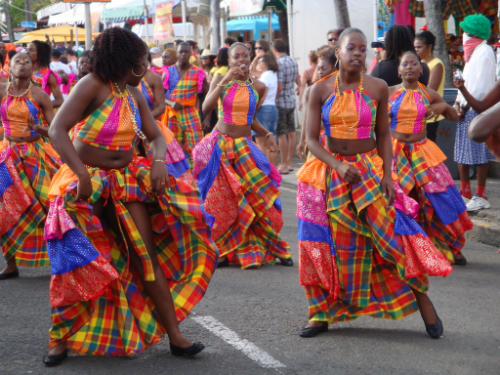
left=371, top=41, right=385, bottom=49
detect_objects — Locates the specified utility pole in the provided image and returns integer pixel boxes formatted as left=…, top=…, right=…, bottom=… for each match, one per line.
left=3, top=0, right=15, bottom=42
left=333, top=0, right=351, bottom=29
left=24, top=0, right=32, bottom=22
left=210, top=0, right=220, bottom=53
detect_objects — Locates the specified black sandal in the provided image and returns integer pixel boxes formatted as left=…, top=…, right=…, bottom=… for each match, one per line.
left=278, top=257, right=294, bottom=267
left=300, top=322, right=328, bottom=338
left=43, top=350, right=68, bottom=367
left=170, top=342, right=205, bottom=356
left=217, top=257, right=230, bottom=268
left=424, top=303, right=444, bottom=339
left=0, top=269, right=19, bottom=280
left=454, top=254, right=467, bottom=266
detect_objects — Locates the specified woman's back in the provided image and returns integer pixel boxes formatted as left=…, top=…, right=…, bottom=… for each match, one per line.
left=260, top=70, right=278, bottom=106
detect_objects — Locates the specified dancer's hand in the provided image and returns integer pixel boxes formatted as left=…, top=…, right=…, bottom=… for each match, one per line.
left=297, top=140, right=306, bottom=160
left=171, top=101, right=184, bottom=111
left=426, top=102, right=448, bottom=122
left=151, top=159, right=171, bottom=194
left=222, top=66, right=247, bottom=85
left=266, top=134, right=278, bottom=153
left=25, top=115, right=38, bottom=133
left=381, top=176, right=395, bottom=208
left=75, top=171, right=92, bottom=203
left=336, top=162, right=362, bottom=184
left=202, top=117, right=212, bottom=133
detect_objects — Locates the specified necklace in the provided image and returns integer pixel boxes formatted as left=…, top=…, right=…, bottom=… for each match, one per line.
left=335, top=73, right=363, bottom=130
left=7, top=81, right=32, bottom=98
left=401, top=83, right=425, bottom=107
left=113, top=82, right=146, bottom=140
left=232, top=77, right=254, bottom=87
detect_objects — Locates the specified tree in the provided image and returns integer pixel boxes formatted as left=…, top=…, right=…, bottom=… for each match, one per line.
left=210, top=0, right=220, bottom=53
left=424, top=0, right=453, bottom=88
left=7, top=0, right=52, bottom=30
left=3, top=0, right=15, bottom=42
left=334, top=0, right=351, bottom=29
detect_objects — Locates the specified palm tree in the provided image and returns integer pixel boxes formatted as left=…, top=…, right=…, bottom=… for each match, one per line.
left=334, top=0, right=351, bottom=29
left=424, top=0, right=453, bottom=88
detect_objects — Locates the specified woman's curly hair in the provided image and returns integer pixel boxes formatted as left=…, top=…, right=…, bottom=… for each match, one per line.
left=31, top=40, right=52, bottom=68
left=88, top=27, right=148, bottom=81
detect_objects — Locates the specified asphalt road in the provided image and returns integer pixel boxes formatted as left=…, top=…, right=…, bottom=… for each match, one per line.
left=1, top=186, right=500, bottom=375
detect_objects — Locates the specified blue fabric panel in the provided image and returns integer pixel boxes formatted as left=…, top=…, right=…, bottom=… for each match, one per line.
left=166, top=158, right=189, bottom=179
left=48, top=227, right=100, bottom=275
left=141, top=80, right=154, bottom=109
left=394, top=209, right=423, bottom=236
left=0, top=162, right=13, bottom=196
left=298, top=219, right=336, bottom=256
left=389, top=91, right=405, bottom=130
left=25, top=99, right=40, bottom=136
left=196, top=141, right=222, bottom=202
left=126, top=96, right=142, bottom=131
left=321, top=94, right=335, bottom=137
left=426, top=186, right=464, bottom=226
left=165, top=66, right=180, bottom=99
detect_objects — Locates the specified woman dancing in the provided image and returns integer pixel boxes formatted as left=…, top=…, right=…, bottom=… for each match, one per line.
left=0, top=53, right=59, bottom=279
left=43, top=28, right=216, bottom=366
left=301, top=29, right=445, bottom=339
left=194, top=42, right=292, bottom=269
left=27, top=41, right=63, bottom=110
left=389, top=52, right=473, bottom=265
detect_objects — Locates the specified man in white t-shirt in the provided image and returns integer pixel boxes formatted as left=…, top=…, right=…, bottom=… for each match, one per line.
left=66, top=49, right=78, bottom=74
left=50, top=49, right=71, bottom=75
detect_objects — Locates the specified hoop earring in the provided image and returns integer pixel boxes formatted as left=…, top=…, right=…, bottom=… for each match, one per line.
left=398, top=73, right=401, bottom=78
left=420, top=71, right=423, bottom=77
left=335, top=59, right=339, bottom=69
left=132, top=66, right=145, bottom=77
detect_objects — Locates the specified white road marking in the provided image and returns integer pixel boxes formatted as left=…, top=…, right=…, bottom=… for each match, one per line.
left=192, top=315, right=286, bottom=369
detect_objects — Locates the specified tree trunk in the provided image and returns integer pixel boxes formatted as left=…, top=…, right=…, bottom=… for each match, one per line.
left=278, top=10, right=289, bottom=46
left=424, top=0, right=453, bottom=88
left=210, top=0, right=220, bottom=53
left=3, top=0, right=15, bottom=43
left=334, top=0, right=351, bottom=29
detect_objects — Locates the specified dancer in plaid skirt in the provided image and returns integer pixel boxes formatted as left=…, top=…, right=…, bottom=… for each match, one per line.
left=43, top=28, right=217, bottom=367
left=0, top=52, right=60, bottom=280
left=301, top=29, right=445, bottom=339
left=193, top=43, right=292, bottom=269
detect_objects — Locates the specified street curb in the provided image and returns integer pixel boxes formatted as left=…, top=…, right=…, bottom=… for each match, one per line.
left=466, top=219, right=500, bottom=248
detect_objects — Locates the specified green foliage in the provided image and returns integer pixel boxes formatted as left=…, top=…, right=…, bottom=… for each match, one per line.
left=8, top=0, right=54, bottom=28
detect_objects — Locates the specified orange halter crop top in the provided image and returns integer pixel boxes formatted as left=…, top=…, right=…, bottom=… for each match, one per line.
left=218, top=79, right=259, bottom=126
left=0, top=87, right=42, bottom=138
left=389, top=82, right=431, bottom=134
left=322, top=75, right=377, bottom=139
left=73, top=84, right=143, bottom=152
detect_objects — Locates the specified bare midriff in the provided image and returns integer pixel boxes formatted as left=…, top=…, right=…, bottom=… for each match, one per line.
left=73, top=138, right=134, bottom=169
left=215, top=119, right=252, bottom=139
left=5, top=134, right=41, bottom=143
left=391, top=129, right=427, bottom=143
left=326, top=136, right=377, bottom=156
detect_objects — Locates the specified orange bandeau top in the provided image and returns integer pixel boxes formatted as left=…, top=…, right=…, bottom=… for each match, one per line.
left=389, top=82, right=431, bottom=134
left=322, top=75, right=377, bottom=139
left=73, top=84, right=142, bottom=152
left=0, top=90, right=42, bottom=138
left=218, top=79, right=259, bottom=125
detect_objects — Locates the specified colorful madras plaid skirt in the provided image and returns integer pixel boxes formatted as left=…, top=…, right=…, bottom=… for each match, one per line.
left=0, top=139, right=61, bottom=267
left=46, top=156, right=217, bottom=355
left=304, top=149, right=437, bottom=324
left=168, top=106, right=203, bottom=169
left=393, top=137, right=473, bottom=260
left=193, top=130, right=291, bottom=269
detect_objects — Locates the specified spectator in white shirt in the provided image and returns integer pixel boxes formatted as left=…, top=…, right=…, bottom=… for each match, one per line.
left=50, top=49, right=71, bottom=75
left=66, top=48, right=78, bottom=74
left=252, top=53, right=279, bottom=166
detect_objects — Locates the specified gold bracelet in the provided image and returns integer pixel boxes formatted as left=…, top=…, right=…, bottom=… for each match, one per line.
left=153, top=159, right=164, bottom=163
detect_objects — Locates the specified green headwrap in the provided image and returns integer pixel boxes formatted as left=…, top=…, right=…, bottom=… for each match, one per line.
left=460, top=13, right=491, bottom=40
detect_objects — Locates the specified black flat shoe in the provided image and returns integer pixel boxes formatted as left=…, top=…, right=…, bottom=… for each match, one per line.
left=278, top=257, right=294, bottom=267
left=170, top=342, right=205, bottom=357
left=454, top=255, right=467, bottom=266
left=424, top=304, right=444, bottom=339
left=217, top=257, right=229, bottom=268
left=0, top=269, right=19, bottom=280
left=43, top=350, right=68, bottom=367
left=300, top=322, right=328, bottom=338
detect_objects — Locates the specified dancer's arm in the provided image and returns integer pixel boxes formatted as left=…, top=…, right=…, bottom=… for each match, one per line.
left=454, top=78, right=500, bottom=114
left=202, top=66, right=245, bottom=114
left=426, top=88, right=458, bottom=122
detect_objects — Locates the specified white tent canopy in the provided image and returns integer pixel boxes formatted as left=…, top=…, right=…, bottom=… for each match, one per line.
left=48, top=3, right=107, bottom=26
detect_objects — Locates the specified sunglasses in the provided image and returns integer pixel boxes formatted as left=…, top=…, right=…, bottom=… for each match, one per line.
left=258, top=59, right=265, bottom=63
left=328, top=37, right=337, bottom=42
left=255, top=47, right=264, bottom=50
left=201, top=57, right=210, bottom=60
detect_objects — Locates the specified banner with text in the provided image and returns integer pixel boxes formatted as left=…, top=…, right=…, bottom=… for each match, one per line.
left=154, top=1, right=174, bottom=40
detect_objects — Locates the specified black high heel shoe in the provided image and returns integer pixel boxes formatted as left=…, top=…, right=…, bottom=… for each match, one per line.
left=217, top=257, right=230, bottom=268
left=0, top=269, right=19, bottom=280
left=424, top=304, right=444, bottom=339
left=43, top=350, right=68, bottom=367
left=454, top=254, right=467, bottom=266
left=170, top=342, right=205, bottom=356
left=300, top=322, right=328, bottom=338
left=278, top=257, right=294, bottom=267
